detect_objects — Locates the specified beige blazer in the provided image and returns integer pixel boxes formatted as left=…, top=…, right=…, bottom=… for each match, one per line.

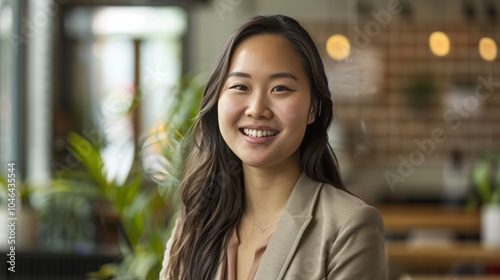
left=160, top=173, right=387, bottom=280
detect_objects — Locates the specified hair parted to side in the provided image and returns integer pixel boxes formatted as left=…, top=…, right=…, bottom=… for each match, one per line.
left=165, top=14, right=346, bottom=280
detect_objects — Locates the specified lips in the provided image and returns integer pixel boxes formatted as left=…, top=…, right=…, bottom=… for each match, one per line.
left=242, top=128, right=279, bottom=138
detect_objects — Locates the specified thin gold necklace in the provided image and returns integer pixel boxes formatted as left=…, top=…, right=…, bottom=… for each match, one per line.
left=244, top=212, right=281, bottom=233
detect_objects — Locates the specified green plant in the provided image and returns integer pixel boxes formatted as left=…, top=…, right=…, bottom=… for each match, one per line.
left=0, top=173, right=33, bottom=207
left=0, top=176, right=8, bottom=205
left=469, top=152, right=500, bottom=208
left=66, top=132, right=173, bottom=279
left=82, top=73, right=205, bottom=280
left=1, top=73, right=203, bottom=279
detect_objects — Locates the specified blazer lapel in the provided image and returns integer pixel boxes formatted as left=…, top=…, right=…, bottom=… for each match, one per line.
left=254, top=173, right=322, bottom=280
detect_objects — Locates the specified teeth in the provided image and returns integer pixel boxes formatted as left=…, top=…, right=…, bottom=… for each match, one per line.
left=243, top=128, right=278, bottom=138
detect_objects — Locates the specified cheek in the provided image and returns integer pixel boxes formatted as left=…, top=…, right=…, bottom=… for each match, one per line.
left=275, top=101, right=309, bottom=123
left=218, top=96, right=241, bottom=126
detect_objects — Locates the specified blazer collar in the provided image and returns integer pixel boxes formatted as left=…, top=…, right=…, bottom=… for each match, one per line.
left=253, top=172, right=323, bottom=280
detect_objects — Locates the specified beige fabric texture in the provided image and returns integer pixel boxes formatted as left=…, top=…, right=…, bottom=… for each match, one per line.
left=160, top=173, right=387, bottom=280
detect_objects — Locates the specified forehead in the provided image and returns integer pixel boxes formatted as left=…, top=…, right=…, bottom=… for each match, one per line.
left=228, top=34, right=307, bottom=79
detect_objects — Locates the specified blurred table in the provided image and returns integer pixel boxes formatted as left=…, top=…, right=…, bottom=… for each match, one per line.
left=386, top=242, right=500, bottom=268
left=378, top=204, right=480, bottom=234
left=378, top=204, right=499, bottom=279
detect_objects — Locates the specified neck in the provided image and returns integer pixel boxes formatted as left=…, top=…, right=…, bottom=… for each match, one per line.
left=242, top=157, right=302, bottom=222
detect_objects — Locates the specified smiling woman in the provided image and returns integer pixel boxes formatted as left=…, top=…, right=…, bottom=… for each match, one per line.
left=160, top=15, right=387, bottom=280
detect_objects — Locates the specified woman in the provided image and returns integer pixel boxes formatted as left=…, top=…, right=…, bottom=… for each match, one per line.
left=160, top=15, right=387, bottom=280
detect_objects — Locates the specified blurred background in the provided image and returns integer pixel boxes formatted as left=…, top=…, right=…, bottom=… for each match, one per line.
left=1, top=0, right=500, bottom=279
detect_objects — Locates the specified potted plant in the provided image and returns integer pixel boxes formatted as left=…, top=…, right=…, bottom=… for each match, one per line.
left=84, top=73, right=204, bottom=280
left=65, top=132, right=175, bottom=280
left=470, top=152, right=500, bottom=248
left=2, top=72, right=203, bottom=279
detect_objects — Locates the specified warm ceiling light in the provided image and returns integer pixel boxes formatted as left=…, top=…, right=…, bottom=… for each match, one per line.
left=429, top=31, right=450, bottom=57
left=326, top=34, right=351, bottom=61
left=479, top=37, right=497, bottom=61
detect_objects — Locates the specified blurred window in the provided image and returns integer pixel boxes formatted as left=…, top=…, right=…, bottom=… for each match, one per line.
left=62, top=6, right=186, bottom=184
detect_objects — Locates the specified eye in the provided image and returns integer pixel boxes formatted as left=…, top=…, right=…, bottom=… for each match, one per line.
left=271, top=86, right=291, bottom=92
left=230, top=85, right=249, bottom=91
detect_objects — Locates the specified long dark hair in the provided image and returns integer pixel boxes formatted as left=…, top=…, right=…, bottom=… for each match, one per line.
left=165, top=14, right=345, bottom=280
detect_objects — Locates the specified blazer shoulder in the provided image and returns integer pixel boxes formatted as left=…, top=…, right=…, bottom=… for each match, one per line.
left=316, top=183, right=382, bottom=229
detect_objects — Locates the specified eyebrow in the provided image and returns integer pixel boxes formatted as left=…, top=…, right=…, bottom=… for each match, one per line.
left=226, top=71, right=298, bottom=81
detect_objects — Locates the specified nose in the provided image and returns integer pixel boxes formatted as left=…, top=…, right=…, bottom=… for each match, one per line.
left=245, top=90, right=272, bottom=119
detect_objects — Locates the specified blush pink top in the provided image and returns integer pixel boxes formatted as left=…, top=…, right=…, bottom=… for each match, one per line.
left=223, top=228, right=275, bottom=280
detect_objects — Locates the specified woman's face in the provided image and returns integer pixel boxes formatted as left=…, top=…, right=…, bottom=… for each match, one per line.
left=217, top=34, right=315, bottom=170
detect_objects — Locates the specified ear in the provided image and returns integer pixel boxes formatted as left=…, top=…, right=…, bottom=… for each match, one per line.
left=308, top=105, right=316, bottom=124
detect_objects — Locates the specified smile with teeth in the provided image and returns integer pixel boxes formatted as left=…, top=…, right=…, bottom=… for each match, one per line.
left=242, top=128, right=279, bottom=138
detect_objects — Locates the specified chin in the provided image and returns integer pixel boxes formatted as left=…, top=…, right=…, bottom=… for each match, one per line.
left=239, top=156, right=276, bottom=168
left=241, top=159, right=270, bottom=168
